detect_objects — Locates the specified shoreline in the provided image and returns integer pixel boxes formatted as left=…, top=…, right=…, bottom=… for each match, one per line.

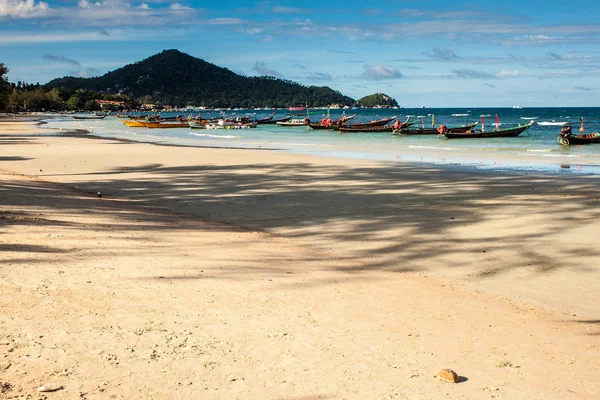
left=2, top=120, right=600, bottom=399
left=39, top=115, right=600, bottom=176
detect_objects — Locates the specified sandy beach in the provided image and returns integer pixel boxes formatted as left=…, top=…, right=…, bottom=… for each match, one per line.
left=1, top=120, right=599, bottom=399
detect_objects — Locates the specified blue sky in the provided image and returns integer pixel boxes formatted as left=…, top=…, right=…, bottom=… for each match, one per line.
left=3, top=0, right=600, bottom=106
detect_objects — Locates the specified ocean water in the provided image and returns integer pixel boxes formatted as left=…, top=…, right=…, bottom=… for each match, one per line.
left=42, top=107, right=600, bottom=175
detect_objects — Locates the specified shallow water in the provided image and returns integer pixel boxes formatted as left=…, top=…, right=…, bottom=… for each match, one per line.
left=43, top=107, right=600, bottom=175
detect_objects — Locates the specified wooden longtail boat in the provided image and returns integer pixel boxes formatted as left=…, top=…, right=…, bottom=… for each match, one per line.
left=439, top=121, right=534, bottom=139
left=343, top=116, right=396, bottom=129
left=118, top=114, right=150, bottom=120
left=338, top=121, right=414, bottom=133
left=73, top=115, right=106, bottom=120
left=137, top=121, right=190, bottom=128
left=255, top=112, right=275, bottom=124
left=394, top=122, right=478, bottom=136
left=277, top=116, right=311, bottom=126
left=309, top=114, right=357, bottom=130
left=120, top=119, right=146, bottom=127
left=264, top=116, right=292, bottom=124
left=338, top=117, right=411, bottom=133
left=189, top=120, right=207, bottom=129
left=557, top=126, right=600, bottom=145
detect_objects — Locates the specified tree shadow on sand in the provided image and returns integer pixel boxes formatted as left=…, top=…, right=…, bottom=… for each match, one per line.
left=2, top=156, right=600, bottom=283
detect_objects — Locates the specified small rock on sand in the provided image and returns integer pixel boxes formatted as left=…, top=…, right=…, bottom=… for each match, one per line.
left=438, top=369, right=459, bottom=383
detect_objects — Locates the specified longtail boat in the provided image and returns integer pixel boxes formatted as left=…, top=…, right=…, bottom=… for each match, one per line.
left=439, top=121, right=534, bottom=139
left=189, top=120, right=207, bottom=129
left=339, top=121, right=413, bottom=133
left=254, top=112, right=275, bottom=124
left=557, top=126, right=600, bottom=145
left=308, top=114, right=357, bottom=130
left=343, top=116, right=396, bottom=129
left=338, top=116, right=410, bottom=133
left=264, top=116, right=292, bottom=124
left=277, top=116, right=311, bottom=126
left=120, top=119, right=146, bottom=127
left=394, top=122, right=478, bottom=136
left=73, top=115, right=106, bottom=120
left=205, top=122, right=256, bottom=130
left=137, top=121, right=190, bottom=128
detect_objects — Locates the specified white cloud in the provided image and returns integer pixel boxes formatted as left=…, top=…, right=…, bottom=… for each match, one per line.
left=272, top=6, right=305, bottom=14
left=170, top=3, right=190, bottom=10
left=0, top=0, right=50, bottom=18
left=207, top=17, right=243, bottom=25
left=252, top=61, right=282, bottom=78
left=452, top=69, right=498, bottom=79
left=574, top=86, right=597, bottom=92
left=497, top=69, right=520, bottom=77
left=238, top=27, right=261, bottom=34
left=137, top=3, right=149, bottom=9
left=70, top=67, right=101, bottom=77
left=0, top=31, right=117, bottom=44
left=361, top=64, right=403, bottom=80
left=423, top=46, right=461, bottom=61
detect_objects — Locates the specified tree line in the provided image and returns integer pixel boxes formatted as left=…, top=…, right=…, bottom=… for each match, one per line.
left=1, top=63, right=135, bottom=112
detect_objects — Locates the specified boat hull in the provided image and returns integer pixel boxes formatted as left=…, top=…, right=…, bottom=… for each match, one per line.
left=73, top=115, right=106, bottom=120
left=338, top=120, right=412, bottom=133
left=120, top=119, right=146, bottom=127
left=394, top=122, right=478, bottom=136
left=557, top=133, right=600, bottom=145
left=440, top=123, right=533, bottom=139
left=258, top=117, right=291, bottom=125
left=139, top=121, right=189, bottom=128
left=338, top=125, right=396, bottom=133
left=343, top=116, right=396, bottom=129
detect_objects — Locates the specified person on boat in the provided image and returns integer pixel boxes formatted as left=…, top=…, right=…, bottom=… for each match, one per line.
left=320, top=117, right=332, bottom=127
left=560, top=126, right=572, bottom=137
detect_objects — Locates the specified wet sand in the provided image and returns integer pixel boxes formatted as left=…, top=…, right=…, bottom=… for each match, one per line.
left=1, top=120, right=599, bottom=399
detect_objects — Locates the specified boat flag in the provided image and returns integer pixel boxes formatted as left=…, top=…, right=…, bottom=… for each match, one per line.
left=432, top=114, right=435, bottom=127
left=495, top=114, right=499, bottom=130
left=580, top=117, right=585, bottom=133
left=482, top=115, right=485, bottom=132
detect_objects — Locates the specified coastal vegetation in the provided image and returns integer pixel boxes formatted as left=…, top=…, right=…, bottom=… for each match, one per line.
left=2, top=82, right=134, bottom=112
left=357, top=92, right=399, bottom=108
left=0, top=63, right=12, bottom=111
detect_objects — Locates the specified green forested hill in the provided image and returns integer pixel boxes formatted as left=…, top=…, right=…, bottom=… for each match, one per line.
left=46, top=50, right=354, bottom=108
left=357, top=92, right=398, bottom=108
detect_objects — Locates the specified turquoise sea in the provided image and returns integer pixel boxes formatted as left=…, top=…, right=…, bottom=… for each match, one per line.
left=43, top=107, right=600, bottom=175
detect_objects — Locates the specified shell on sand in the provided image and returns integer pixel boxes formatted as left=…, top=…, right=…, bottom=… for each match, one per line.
left=37, top=384, right=63, bottom=392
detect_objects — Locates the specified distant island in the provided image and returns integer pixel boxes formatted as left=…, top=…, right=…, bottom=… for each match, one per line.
left=357, top=93, right=399, bottom=108
left=44, top=50, right=354, bottom=109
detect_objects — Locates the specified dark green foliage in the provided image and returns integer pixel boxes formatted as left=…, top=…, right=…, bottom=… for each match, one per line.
left=357, top=92, right=399, bottom=108
left=0, top=63, right=12, bottom=111
left=9, top=87, right=65, bottom=111
left=6, top=80, right=133, bottom=112
left=46, top=50, right=354, bottom=108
